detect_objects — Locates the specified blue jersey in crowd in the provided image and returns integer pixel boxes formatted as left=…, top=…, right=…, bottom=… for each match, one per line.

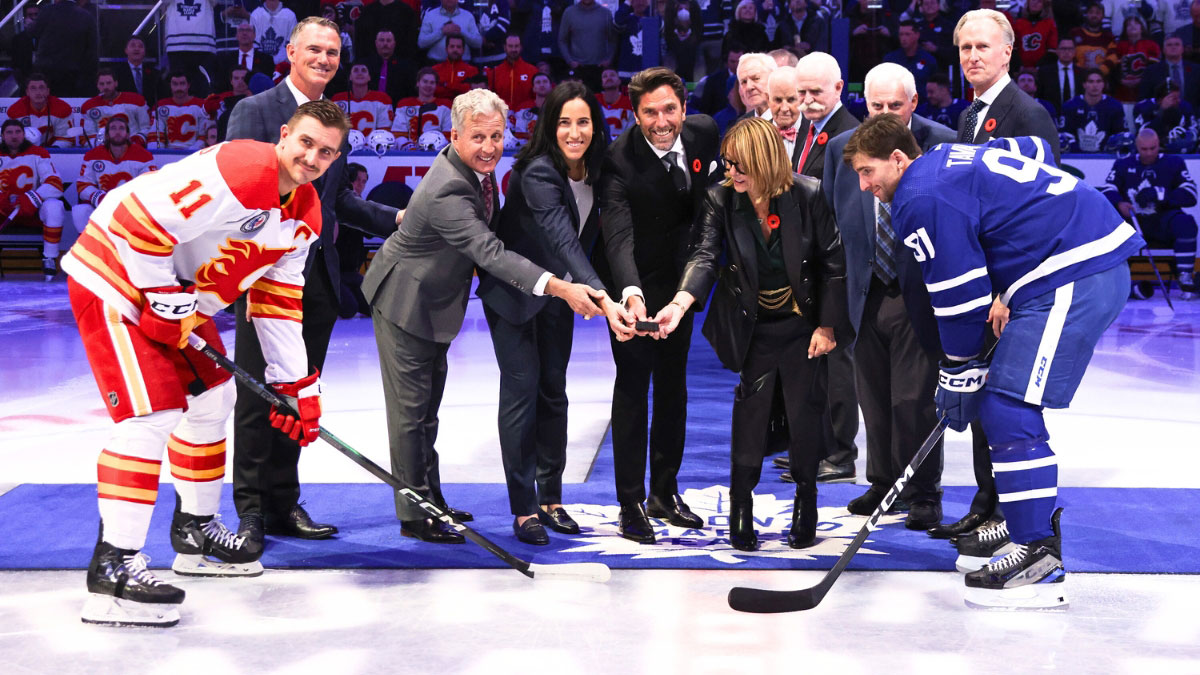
left=1100, top=152, right=1199, bottom=215
left=1132, top=100, right=1199, bottom=147
left=1059, top=95, right=1127, bottom=152
left=891, top=136, right=1145, bottom=360
left=917, top=97, right=969, bottom=131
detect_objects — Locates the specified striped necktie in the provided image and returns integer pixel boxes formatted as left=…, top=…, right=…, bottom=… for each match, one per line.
left=872, top=199, right=897, bottom=285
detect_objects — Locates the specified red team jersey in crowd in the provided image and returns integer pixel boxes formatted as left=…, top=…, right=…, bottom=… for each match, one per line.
left=433, top=60, right=480, bottom=101
left=80, top=93, right=153, bottom=147
left=487, top=59, right=539, bottom=107
left=5, top=96, right=76, bottom=148
left=151, top=97, right=212, bottom=150
left=0, top=144, right=65, bottom=204
left=596, top=93, right=635, bottom=140
left=391, top=97, right=453, bottom=149
left=332, top=90, right=395, bottom=138
left=76, top=143, right=159, bottom=207
left=508, top=101, right=541, bottom=145
left=62, top=141, right=322, bottom=384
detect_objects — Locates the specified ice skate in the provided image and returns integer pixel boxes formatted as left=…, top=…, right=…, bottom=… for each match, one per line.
left=43, top=256, right=57, bottom=281
left=81, top=539, right=184, bottom=628
left=171, top=497, right=264, bottom=577
left=955, top=517, right=1017, bottom=572
left=964, top=509, right=1068, bottom=611
left=1178, top=271, right=1196, bottom=300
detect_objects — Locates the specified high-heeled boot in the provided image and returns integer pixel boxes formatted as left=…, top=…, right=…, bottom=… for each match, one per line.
left=729, top=465, right=760, bottom=551
left=787, top=491, right=818, bottom=549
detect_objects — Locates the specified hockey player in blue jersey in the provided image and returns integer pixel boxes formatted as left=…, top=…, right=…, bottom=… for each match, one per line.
left=918, top=73, right=969, bottom=131
left=1059, top=69, right=1128, bottom=153
left=1132, top=81, right=1200, bottom=153
left=842, top=114, right=1144, bottom=609
left=1101, top=128, right=1199, bottom=297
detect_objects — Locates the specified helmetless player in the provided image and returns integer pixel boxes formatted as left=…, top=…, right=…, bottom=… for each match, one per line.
left=62, top=100, right=349, bottom=627
left=844, top=114, right=1142, bottom=609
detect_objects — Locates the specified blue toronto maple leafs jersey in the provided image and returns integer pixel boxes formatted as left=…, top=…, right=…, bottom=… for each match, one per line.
left=917, top=98, right=970, bottom=131
left=1100, top=152, right=1199, bottom=215
left=891, top=136, right=1145, bottom=360
left=1059, top=95, right=1127, bottom=153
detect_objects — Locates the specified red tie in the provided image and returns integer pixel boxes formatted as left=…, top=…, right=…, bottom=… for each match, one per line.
left=796, top=123, right=815, bottom=171
left=241, top=52, right=249, bottom=69
left=482, top=174, right=494, bottom=223
left=778, top=125, right=798, bottom=142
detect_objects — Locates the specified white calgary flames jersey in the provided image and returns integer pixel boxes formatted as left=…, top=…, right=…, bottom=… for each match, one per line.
left=332, top=90, right=394, bottom=138
left=76, top=143, right=159, bottom=206
left=62, top=140, right=322, bottom=383
left=152, top=97, right=212, bottom=149
left=597, top=94, right=634, bottom=141
left=5, top=96, right=76, bottom=148
left=0, top=145, right=65, bottom=202
left=81, top=93, right=153, bottom=147
left=508, top=102, right=540, bottom=145
left=391, top=98, right=452, bottom=149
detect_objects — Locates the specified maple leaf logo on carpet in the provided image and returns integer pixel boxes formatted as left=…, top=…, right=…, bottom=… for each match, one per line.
left=561, top=485, right=905, bottom=564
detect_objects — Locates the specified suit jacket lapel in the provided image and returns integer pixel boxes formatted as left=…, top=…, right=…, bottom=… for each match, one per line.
left=777, top=189, right=806, bottom=293
left=729, top=198, right=759, bottom=295
left=976, top=83, right=1016, bottom=143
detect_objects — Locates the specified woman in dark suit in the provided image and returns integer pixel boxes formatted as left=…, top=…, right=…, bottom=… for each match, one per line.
left=476, top=81, right=630, bottom=545
left=654, top=117, right=848, bottom=552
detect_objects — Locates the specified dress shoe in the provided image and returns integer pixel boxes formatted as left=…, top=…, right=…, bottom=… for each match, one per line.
left=646, top=493, right=704, bottom=528
left=927, top=511, right=989, bottom=540
left=401, top=518, right=465, bottom=544
left=237, top=512, right=265, bottom=559
left=905, top=499, right=943, bottom=530
left=618, top=503, right=656, bottom=544
left=846, top=485, right=886, bottom=515
left=779, top=471, right=795, bottom=483
left=816, top=459, right=856, bottom=483
left=772, top=456, right=790, bottom=469
left=513, top=517, right=550, bottom=545
left=538, top=507, right=581, bottom=534
left=788, top=493, right=818, bottom=549
left=264, top=504, right=338, bottom=539
left=728, top=500, right=757, bottom=551
left=435, top=500, right=473, bottom=522
left=888, top=498, right=910, bottom=514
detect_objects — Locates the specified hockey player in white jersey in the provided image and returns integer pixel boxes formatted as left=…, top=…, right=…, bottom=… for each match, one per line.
left=0, top=119, right=68, bottom=280
left=62, top=100, right=349, bottom=627
left=843, top=114, right=1144, bottom=610
left=72, top=115, right=159, bottom=235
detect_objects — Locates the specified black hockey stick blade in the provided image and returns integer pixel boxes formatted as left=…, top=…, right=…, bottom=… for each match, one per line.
left=186, top=334, right=611, bottom=584
left=728, top=417, right=951, bottom=613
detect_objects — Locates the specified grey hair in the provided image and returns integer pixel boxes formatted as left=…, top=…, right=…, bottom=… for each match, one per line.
left=737, top=52, right=778, bottom=77
left=796, top=51, right=843, bottom=88
left=767, top=65, right=800, bottom=90
left=864, top=62, right=917, bottom=101
left=451, top=88, right=509, bottom=132
left=954, top=9, right=1015, bottom=47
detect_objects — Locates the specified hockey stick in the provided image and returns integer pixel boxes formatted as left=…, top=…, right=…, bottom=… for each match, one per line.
left=727, top=415, right=950, bottom=613
left=1128, top=213, right=1174, bottom=311
left=186, top=333, right=611, bottom=583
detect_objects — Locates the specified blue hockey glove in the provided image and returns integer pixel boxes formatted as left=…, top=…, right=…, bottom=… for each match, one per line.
left=935, top=359, right=989, bottom=432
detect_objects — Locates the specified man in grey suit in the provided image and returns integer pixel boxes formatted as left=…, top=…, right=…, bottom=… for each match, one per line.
left=825, top=62, right=955, bottom=531
left=226, top=16, right=403, bottom=551
left=362, top=88, right=608, bottom=544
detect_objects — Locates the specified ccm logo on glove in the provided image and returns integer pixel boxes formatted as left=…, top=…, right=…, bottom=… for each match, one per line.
left=938, top=368, right=987, bottom=392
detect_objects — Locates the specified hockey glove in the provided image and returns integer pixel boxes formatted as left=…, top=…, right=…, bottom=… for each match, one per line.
left=269, top=369, right=323, bottom=446
left=16, top=190, right=42, bottom=217
left=1134, top=187, right=1161, bottom=210
left=90, top=190, right=107, bottom=208
left=140, top=284, right=201, bottom=349
left=935, top=359, right=989, bottom=432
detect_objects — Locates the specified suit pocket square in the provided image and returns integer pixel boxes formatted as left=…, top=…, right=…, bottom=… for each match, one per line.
left=709, top=160, right=719, bottom=175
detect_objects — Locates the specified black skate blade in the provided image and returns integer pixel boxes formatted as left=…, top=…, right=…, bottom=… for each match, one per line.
left=728, top=586, right=822, bottom=613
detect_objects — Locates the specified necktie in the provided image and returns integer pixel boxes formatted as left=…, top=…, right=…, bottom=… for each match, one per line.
left=379, top=60, right=388, bottom=92
left=778, top=125, right=798, bottom=142
left=963, top=98, right=986, bottom=141
left=132, top=65, right=142, bottom=95
left=1062, top=65, right=1070, bottom=104
left=242, top=51, right=250, bottom=69
left=664, top=151, right=688, bottom=192
left=1172, top=62, right=1184, bottom=89
left=796, top=123, right=815, bottom=170
left=481, top=174, right=495, bottom=223
left=872, top=199, right=897, bottom=285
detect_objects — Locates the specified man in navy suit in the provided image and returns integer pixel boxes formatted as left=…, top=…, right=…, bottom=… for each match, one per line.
left=825, top=62, right=955, bottom=530
left=1139, top=35, right=1200, bottom=105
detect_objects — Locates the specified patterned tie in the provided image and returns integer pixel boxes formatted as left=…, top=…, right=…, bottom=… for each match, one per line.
left=963, top=98, right=986, bottom=142
left=778, top=125, right=798, bottom=142
left=872, top=199, right=897, bottom=285
left=796, top=123, right=815, bottom=170
left=1172, top=62, right=1184, bottom=90
left=132, top=65, right=143, bottom=95
left=664, top=151, right=688, bottom=192
left=481, top=174, right=495, bottom=223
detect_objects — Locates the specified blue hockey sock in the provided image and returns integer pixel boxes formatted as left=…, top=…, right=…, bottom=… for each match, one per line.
left=980, top=392, right=1058, bottom=544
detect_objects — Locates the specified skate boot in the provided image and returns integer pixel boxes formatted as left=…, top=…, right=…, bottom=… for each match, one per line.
left=964, top=508, right=1067, bottom=611
left=81, top=538, right=184, bottom=627
left=171, top=496, right=264, bottom=577
left=1178, top=271, right=1196, bottom=300
left=955, top=517, right=1016, bottom=572
left=42, top=257, right=57, bottom=282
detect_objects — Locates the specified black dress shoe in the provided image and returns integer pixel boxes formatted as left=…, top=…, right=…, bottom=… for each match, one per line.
left=618, top=503, right=656, bottom=544
left=728, top=500, right=757, bottom=551
left=779, top=471, right=795, bottom=483
left=513, top=517, right=550, bottom=545
left=646, top=493, right=704, bottom=528
left=846, top=485, right=886, bottom=516
left=401, top=518, right=465, bottom=544
left=816, top=459, right=856, bottom=483
left=538, top=507, right=581, bottom=534
left=237, top=512, right=265, bottom=559
left=265, top=504, right=338, bottom=539
left=772, top=456, right=790, bottom=469
left=434, top=500, right=473, bottom=522
left=905, top=499, right=943, bottom=530
left=787, top=493, right=818, bottom=549
left=927, top=511, right=990, bottom=539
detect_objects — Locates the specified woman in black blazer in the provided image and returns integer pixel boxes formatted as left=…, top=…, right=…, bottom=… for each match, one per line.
left=476, top=81, right=631, bottom=545
left=654, top=117, right=848, bottom=552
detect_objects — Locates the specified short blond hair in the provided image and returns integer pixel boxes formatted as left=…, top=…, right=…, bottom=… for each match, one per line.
left=954, top=9, right=1015, bottom=46
left=721, top=117, right=794, bottom=200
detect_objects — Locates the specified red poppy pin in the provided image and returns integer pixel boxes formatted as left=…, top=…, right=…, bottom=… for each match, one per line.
left=692, top=158, right=702, bottom=173
left=984, top=118, right=997, bottom=132
left=816, top=132, right=828, bottom=145
left=767, top=214, right=781, bottom=230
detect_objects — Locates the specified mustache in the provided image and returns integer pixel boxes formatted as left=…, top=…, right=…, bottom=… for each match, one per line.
left=799, top=100, right=826, bottom=114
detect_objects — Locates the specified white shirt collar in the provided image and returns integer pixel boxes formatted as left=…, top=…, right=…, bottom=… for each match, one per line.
left=642, top=129, right=685, bottom=162
left=977, top=73, right=1011, bottom=105
left=285, top=76, right=322, bottom=106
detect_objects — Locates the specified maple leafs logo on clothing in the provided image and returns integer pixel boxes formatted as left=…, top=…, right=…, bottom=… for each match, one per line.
left=630, top=31, right=643, bottom=57
left=177, top=0, right=201, bottom=19
left=261, top=28, right=284, bottom=57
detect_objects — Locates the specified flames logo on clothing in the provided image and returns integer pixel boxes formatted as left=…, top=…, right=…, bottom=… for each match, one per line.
left=194, top=238, right=289, bottom=306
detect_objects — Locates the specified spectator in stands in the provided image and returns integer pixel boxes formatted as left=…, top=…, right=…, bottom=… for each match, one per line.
left=1104, top=0, right=1167, bottom=39
left=476, top=0, right=514, bottom=69
left=356, top=0, right=420, bottom=63
left=489, top=33, right=540, bottom=107
left=163, top=0, right=220, bottom=97
left=597, top=68, right=635, bottom=139
left=884, top=21, right=939, bottom=102
left=694, top=45, right=743, bottom=115
left=216, top=23, right=276, bottom=93
left=615, top=0, right=652, bottom=80
left=434, top=35, right=482, bottom=100
left=713, top=75, right=747, bottom=135
left=1135, top=80, right=1199, bottom=143
left=770, top=48, right=800, bottom=68
left=5, top=74, right=75, bottom=148
left=558, top=0, right=617, bottom=91
left=918, top=71, right=968, bottom=130
left=152, top=71, right=213, bottom=150
left=1165, top=0, right=1197, bottom=40
left=0, top=119, right=66, bottom=280
left=1071, top=2, right=1116, bottom=73
left=664, top=3, right=702, bottom=81
left=1060, top=68, right=1126, bottom=151
left=1176, top=0, right=1200, bottom=62
left=1016, top=71, right=1061, bottom=121
left=1038, top=37, right=1085, bottom=113
left=29, top=0, right=97, bottom=97
left=391, top=67, right=454, bottom=150
left=737, top=52, right=777, bottom=119
left=205, top=65, right=253, bottom=140
left=10, top=4, right=39, bottom=87
left=847, top=0, right=900, bottom=81
left=251, top=0, right=299, bottom=66
left=71, top=114, right=158, bottom=237
left=1010, top=0, right=1059, bottom=71
left=81, top=68, right=153, bottom=148
left=510, top=72, right=554, bottom=145
left=523, top=0, right=569, bottom=77
left=1110, top=15, right=1161, bottom=103
left=114, top=37, right=164, bottom=107
left=364, top=30, right=419, bottom=103
left=726, top=0, right=771, bottom=56
left=1140, top=35, right=1200, bottom=103
left=776, top=0, right=831, bottom=56
left=910, top=0, right=957, bottom=67
left=420, top=0, right=484, bottom=62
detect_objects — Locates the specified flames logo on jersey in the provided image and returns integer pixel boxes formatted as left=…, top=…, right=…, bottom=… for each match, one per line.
left=194, top=238, right=290, bottom=306
left=166, top=115, right=199, bottom=143
left=0, top=165, right=33, bottom=192
left=1022, top=34, right=1042, bottom=53
left=99, top=172, right=134, bottom=191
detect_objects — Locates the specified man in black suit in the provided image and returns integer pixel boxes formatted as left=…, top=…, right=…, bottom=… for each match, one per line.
left=215, top=23, right=276, bottom=93
left=597, top=67, right=722, bottom=543
left=114, top=37, right=163, bottom=110
left=1140, top=35, right=1200, bottom=105
left=360, top=30, right=418, bottom=104
left=1036, top=37, right=1085, bottom=114
left=10, top=4, right=39, bottom=87
left=825, top=62, right=956, bottom=530
left=227, top=16, right=403, bottom=552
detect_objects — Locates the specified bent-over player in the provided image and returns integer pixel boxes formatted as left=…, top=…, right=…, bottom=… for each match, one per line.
left=61, top=100, right=349, bottom=627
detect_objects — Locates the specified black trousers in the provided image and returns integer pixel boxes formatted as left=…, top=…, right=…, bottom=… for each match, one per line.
left=731, top=315, right=825, bottom=500
left=609, top=307, right=694, bottom=506
left=968, top=327, right=999, bottom=517
left=231, top=255, right=339, bottom=521
left=854, top=279, right=943, bottom=501
left=819, top=342, right=860, bottom=468
left=483, top=301, right=574, bottom=516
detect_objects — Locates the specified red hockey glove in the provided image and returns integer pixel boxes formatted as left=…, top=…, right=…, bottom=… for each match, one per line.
left=140, top=284, right=200, bottom=349
left=16, top=191, right=42, bottom=217
left=269, top=369, right=323, bottom=446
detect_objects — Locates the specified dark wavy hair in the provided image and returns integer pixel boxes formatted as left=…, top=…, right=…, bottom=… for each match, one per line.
left=514, top=80, right=609, bottom=185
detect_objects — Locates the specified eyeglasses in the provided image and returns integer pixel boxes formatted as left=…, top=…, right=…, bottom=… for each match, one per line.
left=721, top=156, right=745, bottom=174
